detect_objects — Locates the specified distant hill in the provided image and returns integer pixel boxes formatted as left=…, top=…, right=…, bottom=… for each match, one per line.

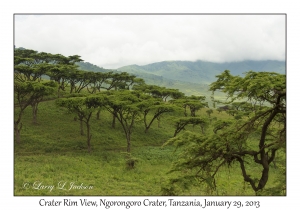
left=117, top=60, right=286, bottom=84
left=75, top=59, right=285, bottom=99
left=76, top=61, right=112, bottom=73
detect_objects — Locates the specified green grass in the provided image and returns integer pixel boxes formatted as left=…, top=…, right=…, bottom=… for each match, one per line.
left=14, top=99, right=284, bottom=196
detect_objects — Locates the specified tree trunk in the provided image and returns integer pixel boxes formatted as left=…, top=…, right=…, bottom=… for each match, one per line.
left=70, top=83, right=75, bottom=93
left=144, top=111, right=162, bottom=133
left=32, top=103, right=38, bottom=124
left=86, top=122, right=92, bottom=153
left=191, top=108, right=196, bottom=117
left=96, top=110, right=100, bottom=120
left=112, top=112, right=116, bottom=128
left=79, top=116, right=84, bottom=135
left=200, top=124, right=205, bottom=134
left=157, top=116, right=161, bottom=128
left=145, top=126, right=150, bottom=133
left=126, top=132, right=131, bottom=153
left=60, top=80, right=65, bottom=91
left=57, top=87, right=60, bottom=98
left=258, top=159, right=269, bottom=190
left=14, top=122, right=22, bottom=144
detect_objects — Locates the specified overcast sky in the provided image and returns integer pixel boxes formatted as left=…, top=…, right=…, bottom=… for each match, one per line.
left=14, top=14, right=285, bottom=69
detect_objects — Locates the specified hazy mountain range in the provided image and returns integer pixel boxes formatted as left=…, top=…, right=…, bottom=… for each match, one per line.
left=77, top=59, right=285, bottom=98
left=116, top=60, right=286, bottom=84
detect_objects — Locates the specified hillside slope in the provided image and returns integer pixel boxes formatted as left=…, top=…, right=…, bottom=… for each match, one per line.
left=117, top=60, right=286, bottom=84
left=76, top=59, right=285, bottom=99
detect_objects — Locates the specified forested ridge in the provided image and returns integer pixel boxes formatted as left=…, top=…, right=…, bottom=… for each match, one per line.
left=117, top=60, right=285, bottom=84
left=14, top=48, right=286, bottom=196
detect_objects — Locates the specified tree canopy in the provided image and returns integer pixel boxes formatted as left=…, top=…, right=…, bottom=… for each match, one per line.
left=14, top=48, right=286, bottom=195
left=163, top=70, right=286, bottom=194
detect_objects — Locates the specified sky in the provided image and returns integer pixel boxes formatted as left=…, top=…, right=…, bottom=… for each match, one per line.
left=14, top=14, right=285, bottom=69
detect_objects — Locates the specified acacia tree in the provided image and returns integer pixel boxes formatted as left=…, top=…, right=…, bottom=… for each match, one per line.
left=56, top=95, right=105, bottom=152
left=173, top=117, right=208, bottom=137
left=87, top=72, right=111, bottom=93
left=171, top=95, right=208, bottom=117
left=45, top=53, right=83, bottom=96
left=104, top=90, right=142, bottom=153
left=14, top=81, right=56, bottom=143
left=104, top=72, right=136, bottom=90
left=14, top=49, right=54, bottom=82
left=163, top=70, right=286, bottom=195
left=136, top=97, right=178, bottom=133
left=206, top=109, right=213, bottom=117
left=215, top=102, right=255, bottom=119
left=15, top=49, right=52, bottom=123
left=133, top=84, right=184, bottom=102
left=30, top=80, right=57, bottom=124
left=106, top=73, right=144, bottom=126
left=66, top=70, right=93, bottom=93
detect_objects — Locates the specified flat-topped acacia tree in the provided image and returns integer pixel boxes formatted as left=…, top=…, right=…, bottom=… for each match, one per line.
left=163, top=70, right=286, bottom=195
left=14, top=49, right=60, bottom=124
left=133, top=84, right=184, bottom=102
left=66, top=70, right=93, bottom=94
left=104, top=90, right=143, bottom=153
left=56, top=95, right=106, bottom=152
left=87, top=72, right=111, bottom=94
left=171, top=95, right=208, bottom=117
left=104, top=72, right=136, bottom=91
left=104, top=73, right=145, bottom=127
left=14, top=49, right=54, bottom=82
left=172, top=117, right=209, bottom=137
left=44, top=53, right=83, bottom=96
left=14, top=48, right=84, bottom=126
left=14, top=80, right=56, bottom=143
left=136, top=96, right=179, bottom=133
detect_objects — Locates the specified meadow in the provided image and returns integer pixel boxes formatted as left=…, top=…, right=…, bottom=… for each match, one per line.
left=14, top=99, right=283, bottom=196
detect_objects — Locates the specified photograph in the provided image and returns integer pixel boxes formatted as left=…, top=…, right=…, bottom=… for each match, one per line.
left=13, top=14, right=286, bottom=199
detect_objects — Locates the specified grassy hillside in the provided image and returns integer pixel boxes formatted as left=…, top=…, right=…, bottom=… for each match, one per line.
left=14, top=98, right=283, bottom=196
left=117, top=60, right=286, bottom=84
left=76, top=61, right=112, bottom=73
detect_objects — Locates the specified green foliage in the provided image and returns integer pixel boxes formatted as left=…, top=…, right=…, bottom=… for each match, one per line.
left=136, top=96, right=180, bottom=133
left=14, top=80, right=57, bottom=142
left=171, top=95, right=208, bottom=117
left=56, top=95, right=105, bottom=152
left=14, top=98, right=283, bottom=196
left=173, top=117, right=209, bottom=137
left=206, top=109, right=213, bottom=117
left=133, top=84, right=184, bottom=101
left=123, top=152, right=139, bottom=169
left=164, top=70, right=286, bottom=194
left=14, top=48, right=286, bottom=196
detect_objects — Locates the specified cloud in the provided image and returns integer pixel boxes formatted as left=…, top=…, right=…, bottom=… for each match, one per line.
left=15, top=14, right=285, bottom=69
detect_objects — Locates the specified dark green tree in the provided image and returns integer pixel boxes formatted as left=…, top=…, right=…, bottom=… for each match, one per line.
left=66, top=70, right=93, bottom=93
left=45, top=53, right=83, bottom=96
left=171, top=95, right=208, bottom=117
left=137, top=97, right=178, bottom=133
left=56, top=95, right=105, bottom=152
left=14, top=81, right=56, bottom=143
left=14, top=49, right=53, bottom=82
left=173, top=117, right=208, bottom=137
left=104, top=72, right=136, bottom=90
left=164, top=70, right=286, bottom=195
left=87, top=72, right=111, bottom=93
left=104, top=90, right=142, bottom=153
left=206, top=109, right=213, bottom=117
left=133, top=84, right=184, bottom=102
